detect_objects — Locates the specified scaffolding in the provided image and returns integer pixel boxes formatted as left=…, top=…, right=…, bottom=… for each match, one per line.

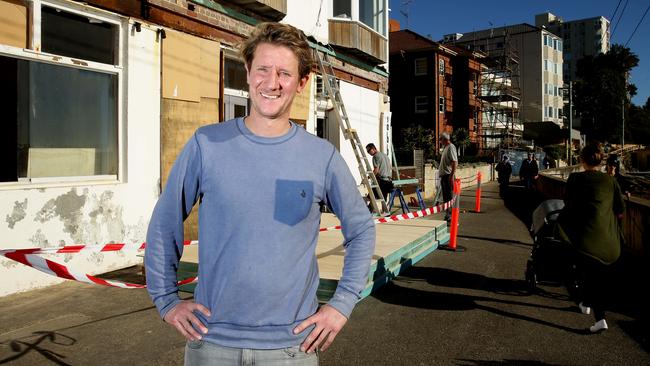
left=476, top=28, right=522, bottom=150
left=443, top=28, right=523, bottom=151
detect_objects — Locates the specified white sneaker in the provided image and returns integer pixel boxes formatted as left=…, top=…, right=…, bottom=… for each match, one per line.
left=590, top=319, right=608, bottom=333
left=579, top=302, right=591, bottom=315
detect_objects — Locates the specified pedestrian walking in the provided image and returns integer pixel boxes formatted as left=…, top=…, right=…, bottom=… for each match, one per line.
left=145, top=22, right=376, bottom=364
left=557, top=142, right=625, bottom=333
left=606, top=154, right=631, bottom=198
left=438, top=132, right=457, bottom=223
left=519, top=153, right=539, bottom=189
left=495, top=155, right=512, bottom=197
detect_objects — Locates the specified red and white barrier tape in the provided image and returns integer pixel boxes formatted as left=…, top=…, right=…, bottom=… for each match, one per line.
left=319, top=197, right=455, bottom=232
left=0, top=240, right=197, bottom=257
left=1, top=197, right=457, bottom=288
left=0, top=240, right=199, bottom=289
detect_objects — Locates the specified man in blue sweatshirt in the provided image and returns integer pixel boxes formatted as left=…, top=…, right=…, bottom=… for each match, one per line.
left=145, top=22, right=376, bottom=365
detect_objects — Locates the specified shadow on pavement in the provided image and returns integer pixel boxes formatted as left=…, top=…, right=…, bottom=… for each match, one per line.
left=0, top=331, right=75, bottom=365
left=399, top=266, right=532, bottom=297
left=372, top=281, right=586, bottom=335
left=457, top=234, right=532, bottom=249
left=500, top=184, right=545, bottom=228
left=456, top=359, right=562, bottom=366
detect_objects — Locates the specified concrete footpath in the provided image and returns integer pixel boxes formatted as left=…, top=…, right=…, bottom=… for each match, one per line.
left=1, top=182, right=648, bottom=365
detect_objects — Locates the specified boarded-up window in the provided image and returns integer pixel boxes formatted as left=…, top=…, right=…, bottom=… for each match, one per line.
left=162, top=30, right=220, bottom=102
left=0, top=0, right=28, bottom=49
left=290, top=72, right=312, bottom=121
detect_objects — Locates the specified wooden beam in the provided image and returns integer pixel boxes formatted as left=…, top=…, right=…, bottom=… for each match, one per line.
left=82, top=0, right=245, bottom=44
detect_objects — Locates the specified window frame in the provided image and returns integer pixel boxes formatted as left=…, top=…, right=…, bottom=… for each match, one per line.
left=414, top=96, right=428, bottom=114
left=0, top=0, right=127, bottom=187
left=438, top=96, right=445, bottom=113
left=414, top=57, right=427, bottom=76
left=438, top=58, right=445, bottom=75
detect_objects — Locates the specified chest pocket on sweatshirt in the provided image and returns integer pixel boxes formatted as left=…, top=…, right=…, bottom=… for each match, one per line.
left=274, top=179, right=314, bottom=226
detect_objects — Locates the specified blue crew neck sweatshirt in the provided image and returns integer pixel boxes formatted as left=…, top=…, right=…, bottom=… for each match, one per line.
left=145, top=118, right=376, bottom=349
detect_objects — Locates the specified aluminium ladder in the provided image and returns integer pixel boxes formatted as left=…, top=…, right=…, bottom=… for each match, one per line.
left=315, top=50, right=389, bottom=215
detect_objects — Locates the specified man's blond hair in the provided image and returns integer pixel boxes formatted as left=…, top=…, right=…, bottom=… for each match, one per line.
left=240, top=22, right=314, bottom=79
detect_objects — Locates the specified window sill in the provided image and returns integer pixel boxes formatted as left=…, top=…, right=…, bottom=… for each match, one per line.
left=0, top=175, right=120, bottom=191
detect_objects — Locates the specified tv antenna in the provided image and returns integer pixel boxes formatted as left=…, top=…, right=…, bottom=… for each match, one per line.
left=400, top=0, right=415, bottom=28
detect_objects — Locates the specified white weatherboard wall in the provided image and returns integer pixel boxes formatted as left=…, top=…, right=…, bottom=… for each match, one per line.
left=0, top=23, right=161, bottom=297
left=284, top=0, right=330, bottom=43
left=337, top=81, right=382, bottom=185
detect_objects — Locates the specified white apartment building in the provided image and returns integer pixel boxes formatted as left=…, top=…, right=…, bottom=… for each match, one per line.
left=453, top=24, right=564, bottom=127
left=535, top=12, right=610, bottom=83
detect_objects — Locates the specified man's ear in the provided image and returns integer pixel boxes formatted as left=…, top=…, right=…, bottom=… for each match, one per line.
left=296, top=74, right=309, bottom=94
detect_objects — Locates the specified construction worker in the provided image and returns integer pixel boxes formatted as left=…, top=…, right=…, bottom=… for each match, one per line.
left=145, top=22, right=375, bottom=365
left=366, top=143, right=393, bottom=203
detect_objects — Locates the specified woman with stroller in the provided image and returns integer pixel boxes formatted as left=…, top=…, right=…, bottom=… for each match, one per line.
left=557, top=142, right=625, bottom=333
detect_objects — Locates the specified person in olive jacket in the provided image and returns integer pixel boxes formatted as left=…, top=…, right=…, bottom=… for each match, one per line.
left=557, top=142, right=625, bottom=333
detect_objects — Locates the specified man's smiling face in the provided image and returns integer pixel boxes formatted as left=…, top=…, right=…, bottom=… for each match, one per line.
left=246, top=43, right=308, bottom=123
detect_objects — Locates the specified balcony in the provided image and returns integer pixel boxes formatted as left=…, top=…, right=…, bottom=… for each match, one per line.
left=328, top=18, right=387, bottom=64
left=224, top=0, right=286, bottom=21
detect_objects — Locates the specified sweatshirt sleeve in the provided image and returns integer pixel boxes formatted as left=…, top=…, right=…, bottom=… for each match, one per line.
left=323, top=149, right=376, bottom=318
left=145, top=134, right=203, bottom=319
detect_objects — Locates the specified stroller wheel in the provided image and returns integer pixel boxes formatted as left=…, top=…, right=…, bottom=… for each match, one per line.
left=525, top=261, right=537, bottom=292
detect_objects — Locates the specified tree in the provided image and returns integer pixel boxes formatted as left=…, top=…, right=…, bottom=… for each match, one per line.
left=451, top=128, right=471, bottom=156
left=628, top=97, right=650, bottom=144
left=574, top=44, right=639, bottom=142
left=400, top=124, right=435, bottom=160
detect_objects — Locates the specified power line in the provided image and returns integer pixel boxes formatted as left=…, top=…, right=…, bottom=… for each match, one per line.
left=611, top=0, right=629, bottom=37
left=625, top=3, right=650, bottom=47
left=609, top=0, right=623, bottom=22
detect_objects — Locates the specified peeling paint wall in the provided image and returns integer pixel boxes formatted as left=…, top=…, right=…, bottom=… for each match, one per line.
left=0, top=23, right=161, bottom=297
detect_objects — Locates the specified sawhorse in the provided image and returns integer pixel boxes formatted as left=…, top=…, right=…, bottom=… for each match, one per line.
left=388, top=187, right=426, bottom=214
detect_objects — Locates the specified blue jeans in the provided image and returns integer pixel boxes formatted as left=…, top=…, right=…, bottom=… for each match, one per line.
left=184, top=340, right=319, bottom=366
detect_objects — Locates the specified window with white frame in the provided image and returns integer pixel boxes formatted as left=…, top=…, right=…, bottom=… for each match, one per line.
left=415, top=96, right=428, bottom=113
left=359, top=0, right=386, bottom=36
left=0, top=0, right=124, bottom=183
left=544, top=59, right=549, bottom=71
left=334, top=0, right=387, bottom=37
left=414, top=57, right=427, bottom=75
left=548, top=106, right=554, bottom=118
left=439, top=96, right=445, bottom=113
left=438, top=58, right=445, bottom=75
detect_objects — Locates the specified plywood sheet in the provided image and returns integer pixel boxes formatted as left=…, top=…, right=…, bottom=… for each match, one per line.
left=0, top=1, right=27, bottom=49
left=289, top=72, right=312, bottom=121
left=162, top=29, right=201, bottom=102
left=200, top=37, right=220, bottom=99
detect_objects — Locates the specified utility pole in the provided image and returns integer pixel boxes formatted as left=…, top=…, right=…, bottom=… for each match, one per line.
left=621, top=98, right=625, bottom=148
left=568, top=81, right=573, bottom=164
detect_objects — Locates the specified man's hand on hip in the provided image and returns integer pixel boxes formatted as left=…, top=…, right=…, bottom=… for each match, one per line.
left=293, top=304, right=347, bottom=353
left=163, top=300, right=211, bottom=341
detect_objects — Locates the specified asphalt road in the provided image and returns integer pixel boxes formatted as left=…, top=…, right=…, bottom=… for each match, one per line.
left=0, top=182, right=648, bottom=365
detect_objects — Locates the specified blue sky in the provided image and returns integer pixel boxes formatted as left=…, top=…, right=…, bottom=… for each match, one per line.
left=388, top=0, right=650, bottom=106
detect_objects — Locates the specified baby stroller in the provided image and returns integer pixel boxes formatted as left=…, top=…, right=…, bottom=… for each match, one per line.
left=525, top=199, right=578, bottom=295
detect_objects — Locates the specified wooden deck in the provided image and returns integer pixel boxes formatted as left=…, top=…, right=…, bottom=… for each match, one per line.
left=177, top=214, right=449, bottom=300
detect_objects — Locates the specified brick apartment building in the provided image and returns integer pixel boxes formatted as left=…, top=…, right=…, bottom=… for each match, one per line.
left=389, top=29, right=483, bottom=153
